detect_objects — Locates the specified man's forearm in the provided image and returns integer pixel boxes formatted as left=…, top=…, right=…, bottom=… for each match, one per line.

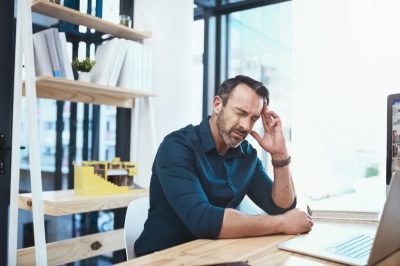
left=218, top=208, right=283, bottom=239
left=272, top=164, right=296, bottom=209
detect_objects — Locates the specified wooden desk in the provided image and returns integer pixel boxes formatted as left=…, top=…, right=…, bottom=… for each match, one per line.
left=117, top=220, right=400, bottom=266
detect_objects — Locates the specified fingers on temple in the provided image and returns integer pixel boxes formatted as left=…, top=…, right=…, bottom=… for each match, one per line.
left=262, top=110, right=272, bottom=127
left=268, top=110, right=280, bottom=118
left=250, top=131, right=262, bottom=143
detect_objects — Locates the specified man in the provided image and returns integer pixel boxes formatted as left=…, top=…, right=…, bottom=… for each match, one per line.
left=134, top=75, right=313, bottom=256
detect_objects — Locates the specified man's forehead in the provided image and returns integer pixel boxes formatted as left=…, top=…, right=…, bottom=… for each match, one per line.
left=227, top=86, right=264, bottom=114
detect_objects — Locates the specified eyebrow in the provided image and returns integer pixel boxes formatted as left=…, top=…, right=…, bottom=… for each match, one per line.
left=235, top=107, right=248, bottom=114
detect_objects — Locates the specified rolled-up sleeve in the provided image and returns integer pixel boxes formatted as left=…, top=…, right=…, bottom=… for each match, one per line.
left=155, top=136, right=225, bottom=239
left=247, top=158, right=296, bottom=215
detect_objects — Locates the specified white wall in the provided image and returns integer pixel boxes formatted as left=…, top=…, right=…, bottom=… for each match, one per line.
left=292, top=0, right=400, bottom=192
left=134, top=0, right=196, bottom=186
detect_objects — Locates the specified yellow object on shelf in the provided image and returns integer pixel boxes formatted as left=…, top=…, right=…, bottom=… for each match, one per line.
left=74, top=157, right=137, bottom=196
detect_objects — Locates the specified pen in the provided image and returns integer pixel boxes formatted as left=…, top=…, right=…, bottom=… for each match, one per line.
left=307, top=204, right=313, bottom=216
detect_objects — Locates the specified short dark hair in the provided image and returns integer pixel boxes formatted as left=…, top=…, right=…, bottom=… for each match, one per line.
left=217, top=75, right=269, bottom=106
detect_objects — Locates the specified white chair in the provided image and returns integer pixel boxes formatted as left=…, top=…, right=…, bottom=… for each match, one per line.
left=236, top=195, right=265, bottom=215
left=124, top=197, right=150, bottom=260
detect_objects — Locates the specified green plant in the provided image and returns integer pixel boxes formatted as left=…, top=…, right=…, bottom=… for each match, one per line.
left=72, top=58, right=95, bottom=72
left=365, top=164, right=379, bottom=178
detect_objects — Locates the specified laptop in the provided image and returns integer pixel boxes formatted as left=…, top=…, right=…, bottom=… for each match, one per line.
left=278, top=171, right=400, bottom=266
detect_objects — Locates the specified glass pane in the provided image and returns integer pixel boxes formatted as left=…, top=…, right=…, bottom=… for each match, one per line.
left=192, top=19, right=205, bottom=124
left=99, top=105, right=116, bottom=161
left=20, top=99, right=57, bottom=172
left=227, top=2, right=292, bottom=164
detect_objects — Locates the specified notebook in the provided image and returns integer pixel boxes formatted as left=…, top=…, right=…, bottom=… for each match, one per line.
left=278, top=172, right=400, bottom=265
left=309, top=208, right=379, bottom=221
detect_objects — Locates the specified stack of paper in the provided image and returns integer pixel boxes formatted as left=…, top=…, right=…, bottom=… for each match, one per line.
left=309, top=208, right=380, bottom=221
left=307, top=190, right=385, bottom=221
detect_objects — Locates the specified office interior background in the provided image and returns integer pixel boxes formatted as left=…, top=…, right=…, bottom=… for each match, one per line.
left=1, top=0, right=400, bottom=264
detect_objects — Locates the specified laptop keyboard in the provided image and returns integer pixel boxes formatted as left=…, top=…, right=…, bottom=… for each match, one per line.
left=326, top=234, right=374, bottom=259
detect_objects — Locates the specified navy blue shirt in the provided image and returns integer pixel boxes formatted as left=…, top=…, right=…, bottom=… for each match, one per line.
left=134, top=118, right=296, bottom=256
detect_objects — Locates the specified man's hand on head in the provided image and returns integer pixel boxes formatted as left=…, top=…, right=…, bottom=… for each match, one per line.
left=250, top=104, right=289, bottom=160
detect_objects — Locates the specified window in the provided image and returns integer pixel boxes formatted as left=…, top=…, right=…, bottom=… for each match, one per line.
left=192, top=19, right=205, bottom=124
left=290, top=1, right=398, bottom=199
left=226, top=2, right=292, bottom=164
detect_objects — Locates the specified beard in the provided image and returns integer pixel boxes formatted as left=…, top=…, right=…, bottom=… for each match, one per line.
left=216, top=108, right=249, bottom=148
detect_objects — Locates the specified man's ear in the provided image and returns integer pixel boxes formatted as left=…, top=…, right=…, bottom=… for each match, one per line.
left=213, top=96, right=223, bottom=114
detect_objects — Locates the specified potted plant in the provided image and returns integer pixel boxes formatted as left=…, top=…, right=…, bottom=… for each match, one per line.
left=72, top=58, right=95, bottom=82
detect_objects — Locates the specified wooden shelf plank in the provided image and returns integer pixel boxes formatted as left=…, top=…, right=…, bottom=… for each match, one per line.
left=31, top=0, right=151, bottom=41
left=17, top=229, right=125, bottom=266
left=19, top=189, right=148, bottom=216
left=23, top=77, right=157, bottom=108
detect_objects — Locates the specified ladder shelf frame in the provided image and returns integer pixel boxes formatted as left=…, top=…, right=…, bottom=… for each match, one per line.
left=8, top=1, right=157, bottom=265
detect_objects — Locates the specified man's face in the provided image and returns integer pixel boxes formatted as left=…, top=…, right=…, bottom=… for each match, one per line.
left=215, top=83, right=264, bottom=148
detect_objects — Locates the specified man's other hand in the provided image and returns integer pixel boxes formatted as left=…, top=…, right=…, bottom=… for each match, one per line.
left=279, top=208, right=314, bottom=234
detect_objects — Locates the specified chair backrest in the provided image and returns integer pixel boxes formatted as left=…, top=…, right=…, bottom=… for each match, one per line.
left=124, top=196, right=149, bottom=260
left=236, top=195, right=265, bottom=215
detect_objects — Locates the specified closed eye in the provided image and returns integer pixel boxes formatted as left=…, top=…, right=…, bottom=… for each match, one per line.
left=235, top=108, right=249, bottom=116
left=251, top=116, right=260, bottom=122
left=236, top=111, right=246, bottom=116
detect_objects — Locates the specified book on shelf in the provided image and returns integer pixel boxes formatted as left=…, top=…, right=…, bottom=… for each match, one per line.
left=144, top=45, right=153, bottom=90
left=54, top=30, right=74, bottom=80
left=51, top=28, right=67, bottom=78
left=32, top=28, right=74, bottom=79
left=32, top=30, right=53, bottom=77
left=90, top=37, right=153, bottom=90
left=44, top=29, right=62, bottom=77
left=135, top=41, right=143, bottom=89
left=116, top=40, right=153, bottom=91
left=117, top=40, right=140, bottom=89
left=58, top=32, right=74, bottom=80
left=109, top=39, right=128, bottom=86
left=90, top=38, right=128, bottom=86
left=117, top=40, right=136, bottom=89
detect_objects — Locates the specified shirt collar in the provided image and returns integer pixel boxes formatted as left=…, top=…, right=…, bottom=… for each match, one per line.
left=199, top=117, right=244, bottom=158
left=199, top=117, right=216, bottom=152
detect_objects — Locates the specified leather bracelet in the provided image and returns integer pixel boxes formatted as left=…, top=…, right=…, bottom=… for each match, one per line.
left=271, top=155, right=291, bottom=168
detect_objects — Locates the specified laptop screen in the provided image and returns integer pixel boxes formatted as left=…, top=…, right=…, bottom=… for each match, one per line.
left=387, top=94, right=400, bottom=189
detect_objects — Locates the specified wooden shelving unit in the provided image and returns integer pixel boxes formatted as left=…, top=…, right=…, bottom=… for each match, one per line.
left=19, top=189, right=149, bottom=216
left=31, top=0, right=151, bottom=41
left=9, top=1, right=157, bottom=265
left=23, top=76, right=157, bottom=108
left=17, top=229, right=124, bottom=266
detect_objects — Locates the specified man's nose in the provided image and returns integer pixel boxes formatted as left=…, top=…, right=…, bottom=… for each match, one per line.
left=239, top=118, right=251, bottom=132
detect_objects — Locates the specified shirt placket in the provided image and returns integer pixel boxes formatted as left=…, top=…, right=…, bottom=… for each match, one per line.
left=223, top=159, right=238, bottom=195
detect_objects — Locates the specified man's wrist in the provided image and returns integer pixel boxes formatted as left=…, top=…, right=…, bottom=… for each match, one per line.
left=271, top=150, right=289, bottom=161
left=274, top=214, right=285, bottom=234
left=271, top=155, right=291, bottom=168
